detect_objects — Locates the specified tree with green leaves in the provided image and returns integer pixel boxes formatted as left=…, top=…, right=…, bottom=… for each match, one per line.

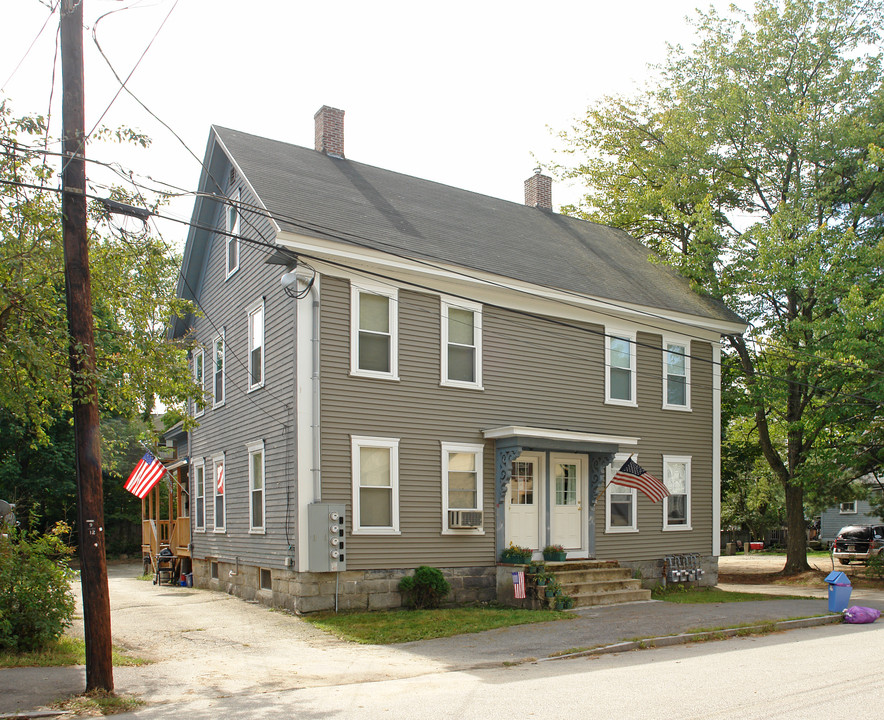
left=0, top=100, right=196, bottom=529
left=552, top=0, right=884, bottom=572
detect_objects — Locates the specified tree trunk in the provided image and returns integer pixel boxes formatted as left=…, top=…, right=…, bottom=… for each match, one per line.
left=782, top=482, right=810, bottom=573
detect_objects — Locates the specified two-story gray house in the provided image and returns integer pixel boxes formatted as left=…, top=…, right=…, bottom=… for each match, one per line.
left=170, top=106, right=746, bottom=612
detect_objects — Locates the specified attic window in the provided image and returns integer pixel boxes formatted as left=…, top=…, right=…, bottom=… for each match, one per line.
left=229, top=167, right=236, bottom=186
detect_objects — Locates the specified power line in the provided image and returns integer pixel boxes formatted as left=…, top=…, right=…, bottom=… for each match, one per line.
left=0, top=0, right=60, bottom=93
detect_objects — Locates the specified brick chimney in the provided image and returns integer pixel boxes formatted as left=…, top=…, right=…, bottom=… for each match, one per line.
left=524, top=168, right=552, bottom=210
left=314, top=105, right=345, bottom=158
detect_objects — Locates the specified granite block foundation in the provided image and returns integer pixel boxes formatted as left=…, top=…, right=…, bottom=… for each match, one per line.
left=192, top=559, right=497, bottom=613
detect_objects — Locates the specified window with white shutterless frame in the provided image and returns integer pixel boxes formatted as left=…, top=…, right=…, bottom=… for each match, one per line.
left=247, top=298, right=265, bottom=391
left=248, top=440, right=265, bottom=532
left=662, top=455, right=691, bottom=531
left=351, top=436, right=400, bottom=534
left=440, top=297, right=483, bottom=389
left=605, top=453, right=638, bottom=533
left=225, top=188, right=240, bottom=279
left=605, top=328, right=637, bottom=406
left=212, top=331, right=225, bottom=408
left=662, top=336, right=691, bottom=411
left=212, top=453, right=226, bottom=532
left=441, top=442, right=484, bottom=534
left=193, top=459, right=205, bottom=531
left=193, top=348, right=205, bottom=417
left=350, top=280, right=399, bottom=380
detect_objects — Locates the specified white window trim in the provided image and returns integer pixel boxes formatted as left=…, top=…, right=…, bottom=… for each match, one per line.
left=193, top=348, right=205, bottom=418
left=225, top=189, right=240, bottom=279
left=351, top=435, right=400, bottom=535
left=662, top=336, right=692, bottom=411
left=212, top=330, right=226, bottom=409
left=193, top=459, right=205, bottom=532
left=839, top=501, right=857, bottom=514
left=662, top=455, right=692, bottom=531
left=247, top=298, right=266, bottom=392
left=440, top=442, right=485, bottom=535
left=350, top=280, right=399, bottom=381
left=212, top=453, right=226, bottom=533
left=605, top=328, right=637, bottom=407
left=248, top=440, right=266, bottom=533
left=605, top=452, right=638, bottom=533
left=440, top=296, right=483, bottom=390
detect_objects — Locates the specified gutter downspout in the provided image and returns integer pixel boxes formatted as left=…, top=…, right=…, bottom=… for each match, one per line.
left=309, top=277, right=321, bottom=502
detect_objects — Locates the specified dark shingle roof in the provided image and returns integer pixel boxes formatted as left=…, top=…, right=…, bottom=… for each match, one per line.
left=213, top=126, right=743, bottom=327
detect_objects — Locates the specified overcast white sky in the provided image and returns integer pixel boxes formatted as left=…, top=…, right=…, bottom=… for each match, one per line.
left=2, top=0, right=745, bottom=246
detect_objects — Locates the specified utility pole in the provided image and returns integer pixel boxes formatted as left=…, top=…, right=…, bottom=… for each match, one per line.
left=61, top=0, right=114, bottom=692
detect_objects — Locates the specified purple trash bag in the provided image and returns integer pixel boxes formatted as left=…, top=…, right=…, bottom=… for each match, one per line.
left=843, top=606, right=881, bottom=624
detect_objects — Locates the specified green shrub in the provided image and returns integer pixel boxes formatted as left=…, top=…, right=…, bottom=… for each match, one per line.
left=865, top=553, right=884, bottom=580
left=0, top=523, right=76, bottom=651
left=398, top=566, right=451, bottom=609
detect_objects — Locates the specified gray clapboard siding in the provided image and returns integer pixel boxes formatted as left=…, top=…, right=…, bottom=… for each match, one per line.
left=320, top=275, right=716, bottom=569
left=188, top=170, right=298, bottom=570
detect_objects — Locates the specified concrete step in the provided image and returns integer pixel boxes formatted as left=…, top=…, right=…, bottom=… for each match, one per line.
left=572, top=588, right=652, bottom=607
left=553, top=568, right=634, bottom=583
left=563, top=578, right=644, bottom=595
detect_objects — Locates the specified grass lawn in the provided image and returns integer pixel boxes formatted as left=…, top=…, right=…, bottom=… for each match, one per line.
left=0, top=636, right=150, bottom=668
left=652, top=586, right=808, bottom=603
left=303, top=606, right=572, bottom=644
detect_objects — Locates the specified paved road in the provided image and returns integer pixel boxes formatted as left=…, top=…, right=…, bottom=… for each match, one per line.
left=118, top=621, right=884, bottom=719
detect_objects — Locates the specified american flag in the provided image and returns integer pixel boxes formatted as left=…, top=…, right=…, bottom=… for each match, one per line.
left=512, top=570, right=526, bottom=599
left=216, top=464, right=224, bottom=495
left=124, top=453, right=166, bottom=499
left=611, top=458, right=670, bottom=504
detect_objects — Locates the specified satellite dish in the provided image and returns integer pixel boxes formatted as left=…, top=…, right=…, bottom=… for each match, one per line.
left=0, top=500, right=16, bottom=529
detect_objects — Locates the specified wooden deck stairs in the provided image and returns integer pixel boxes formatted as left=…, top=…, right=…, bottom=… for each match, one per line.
left=543, top=560, right=651, bottom=607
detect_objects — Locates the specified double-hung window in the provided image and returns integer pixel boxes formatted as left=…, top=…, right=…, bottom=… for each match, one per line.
left=605, top=453, right=637, bottom=532
left=441, top=298, right=482, bottom=389
left=663, top=338, right=691, bottom=410
left=213, top=453, right=226, bottom=532
left=663, top=455, right=691, bottom=530
left=248, top=440, right=265, bottom=532
left=441, top=442, right=484, bottom=533
left=226, top=189, right=240, bottom=278
left=248, top=300, right=265, bottom=390
left=351, top=436, right=400, bottom=534
left=213, top=332, right=225, bottom=407
left=839, top=501, right=857, bottom=514
left=605, top=330, right=636, bottom=406
left=193, top=348, right=205, bottom=417
left=194, top=460, right=205, bottom=531
left=350, top=281, right=398, bottom=380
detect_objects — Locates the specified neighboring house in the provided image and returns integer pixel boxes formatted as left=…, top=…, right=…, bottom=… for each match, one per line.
left=820, top=477, right=884, bottom=544
left=169, top=106, right=746, bottom=612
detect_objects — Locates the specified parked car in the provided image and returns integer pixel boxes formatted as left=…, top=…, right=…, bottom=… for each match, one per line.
left=831, top=525, right=884, bottom=565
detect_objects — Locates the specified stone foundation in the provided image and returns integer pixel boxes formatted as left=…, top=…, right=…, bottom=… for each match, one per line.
left=617, top=555, right=719, bottom=590
left=191, top=558, right=497, bottom=613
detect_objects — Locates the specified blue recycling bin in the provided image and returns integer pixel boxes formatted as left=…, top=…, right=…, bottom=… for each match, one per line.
left=824, top=571, right=852, bottom=612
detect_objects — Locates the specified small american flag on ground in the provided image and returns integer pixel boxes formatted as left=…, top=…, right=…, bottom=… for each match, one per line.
left=124, top=453, right=166, bottom=499
left=512, top=570, right=526, bottom=599
left=611, top=457, right=670, bottom=504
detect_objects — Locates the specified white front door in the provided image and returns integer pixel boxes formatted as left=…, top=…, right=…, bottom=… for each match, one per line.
left=505, top=453, right=544, bottom=552
left=550, top=453, right=586, bottom=552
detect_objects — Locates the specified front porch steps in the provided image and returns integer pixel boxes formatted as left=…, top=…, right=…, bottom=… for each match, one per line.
left=543, top=560, right=651, bottom=607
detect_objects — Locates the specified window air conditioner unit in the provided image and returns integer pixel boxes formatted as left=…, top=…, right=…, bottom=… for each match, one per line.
left=448, top=510, right=483, bottom=528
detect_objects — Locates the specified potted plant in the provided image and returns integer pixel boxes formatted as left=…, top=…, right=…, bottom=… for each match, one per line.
left=543, top=544, right=567, bottom=562
left=544, top=581, right=561, bottom=598
left=560, top=594, right=574, bottom=610
left=499, top=542, right=532, bottom=565
left=533, top=571, right=549, bottom=587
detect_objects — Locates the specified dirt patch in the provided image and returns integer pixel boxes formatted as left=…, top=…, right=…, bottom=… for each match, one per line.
left=718, top=553, right=884, bottom=589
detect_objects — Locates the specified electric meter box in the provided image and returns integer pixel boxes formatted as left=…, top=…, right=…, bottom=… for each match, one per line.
left=308, top=503, right=346, bottom=572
